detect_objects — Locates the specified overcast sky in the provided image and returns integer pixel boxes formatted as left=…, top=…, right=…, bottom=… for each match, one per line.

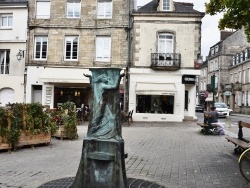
left=137, top=0, right=223, bottom=60
left=175, top=0, right=223, bottom=59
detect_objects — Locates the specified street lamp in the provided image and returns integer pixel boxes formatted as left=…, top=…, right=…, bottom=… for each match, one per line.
left=16, top=50, right=24, bottom=61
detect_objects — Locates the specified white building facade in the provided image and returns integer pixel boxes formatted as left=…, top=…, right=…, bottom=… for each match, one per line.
left=129, top=0, right=204, bottom=122
left=0, top=0, right=28, bottom=106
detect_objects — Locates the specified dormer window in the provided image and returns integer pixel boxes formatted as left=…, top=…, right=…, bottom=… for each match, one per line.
left=215, top=45, right=218, bottom=53
left=236, top=54, right=239, bottom=64
left=245, top=49, right=248, bottom=60
left=240, top=52, right=243, bottom=62
left=232, top=56, right=235, bottom=66
left=211, top=47, right=214, bottom=55
left=162, top=0, right=171, bottom=11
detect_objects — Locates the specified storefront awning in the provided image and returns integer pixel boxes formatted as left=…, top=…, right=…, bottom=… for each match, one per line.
left=136, top=83, right=176, bottom=95
left=39, top=68, right=92, bottom=83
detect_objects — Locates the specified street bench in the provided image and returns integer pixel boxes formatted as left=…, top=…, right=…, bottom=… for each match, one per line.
left=225, top=121, right=250, bottom=154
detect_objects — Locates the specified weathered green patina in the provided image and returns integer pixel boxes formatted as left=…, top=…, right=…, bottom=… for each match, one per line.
left=71, top=68, right=127, bottom=188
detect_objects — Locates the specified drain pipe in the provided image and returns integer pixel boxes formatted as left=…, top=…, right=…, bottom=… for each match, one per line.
left=124, top=0, right=132, bottom=113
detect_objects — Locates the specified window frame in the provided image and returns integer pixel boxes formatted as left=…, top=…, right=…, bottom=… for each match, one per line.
left=0, top=50, right=10, bottom=75
left=34, top=36, right=48, bottom=60
left=64, top=36, right=79, bottom=61
left=158, top=33, right=174, bottom=54
left=95, top=35, right=111, bottom=62
left=1, top=14, right=13, bottom=28
left=36, top=0, right=51, bottom=19
left=162, top=0, right=171, bottom=11
left=97, top=1, right=112, bottom=19
left=66, top=0, right=81, bottom=18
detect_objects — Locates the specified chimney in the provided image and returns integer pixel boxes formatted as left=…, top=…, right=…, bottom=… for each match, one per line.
left=220, top=31, right=234, bottom=40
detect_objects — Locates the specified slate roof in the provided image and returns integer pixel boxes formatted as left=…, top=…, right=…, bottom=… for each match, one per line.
left=136, top=0, right=203, bottom=14
left=0, top=0, right=28, bottom=6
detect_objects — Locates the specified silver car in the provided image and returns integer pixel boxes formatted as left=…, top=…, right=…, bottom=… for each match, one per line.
left=214, top=102, right=230, bottom=117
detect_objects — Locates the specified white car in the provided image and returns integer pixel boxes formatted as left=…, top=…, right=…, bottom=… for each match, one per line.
left=214, top=103, right=231, bottom=117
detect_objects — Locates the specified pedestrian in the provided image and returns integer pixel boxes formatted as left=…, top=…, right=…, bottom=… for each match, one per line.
left=210, top=106, right=225, bottom=135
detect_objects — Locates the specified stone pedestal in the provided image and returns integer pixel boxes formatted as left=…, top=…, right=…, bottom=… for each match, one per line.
left=71, top=138, right=127, bottom=188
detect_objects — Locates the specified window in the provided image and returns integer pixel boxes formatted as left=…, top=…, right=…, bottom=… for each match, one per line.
left=0, top=50, right=10, bottom=74
left=245, top=49, right=248, bottom=60
left=162, top=0, right=170, bottom=11
left=236, top=54, right=239, bottom=64
left=67, top=0, right=81, bottom=18
left=243, top=70, right=246, bottom=84
left=240, top=52, right=243, bottom=62
left=136, top=94, right=174, bottom=114
left=95, top=36, right=111, bottom=62
left=97, top=0, right=112, bottom=19
left=158, top=33, right=173, bottom=53
left=232, top=56, right=235, bottom=66
left=65, top=36, right=78, bottom=60
left=1, top=14, right=13, bottom=28
left=34, top=36, right=48, bottom=60
left=211, top=48, right=214, bottom=55
left=231, top=74, right=233, bottom=83
left=248, top=68, right=250, bottom=83
left=36, top=1, right=51, bottom=19
left=215, top=45, right=219, bottom=53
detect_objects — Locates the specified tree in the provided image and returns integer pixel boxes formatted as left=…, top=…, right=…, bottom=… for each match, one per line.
left=205, top=0, right=250, bottom=41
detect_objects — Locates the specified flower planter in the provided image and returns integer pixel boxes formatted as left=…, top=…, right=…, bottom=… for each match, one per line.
left=16, top=131, right=51, bottom=148
left=0, top=136, right=11, bottom=151
left=53, top=125, right=77, bottom=139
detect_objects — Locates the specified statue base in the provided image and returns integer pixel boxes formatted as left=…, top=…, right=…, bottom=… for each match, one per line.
left=71, top=138, right=127, bottom=188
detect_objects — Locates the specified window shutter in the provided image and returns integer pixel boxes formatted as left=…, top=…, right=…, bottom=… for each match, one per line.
left=103, top=37, right=111, bottom=60
left=97, top=2, right=105, bottom=17
left=96, top=38, right=103, bottom=60
left=36, top=1, right=51, bottom=18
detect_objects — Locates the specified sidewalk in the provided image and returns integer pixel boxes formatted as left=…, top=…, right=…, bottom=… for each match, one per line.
left=0, top=121, right=249, bottom=188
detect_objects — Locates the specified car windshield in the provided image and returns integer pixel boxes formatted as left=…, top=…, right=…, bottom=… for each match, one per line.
left=215, top=103, right=227, bottom=108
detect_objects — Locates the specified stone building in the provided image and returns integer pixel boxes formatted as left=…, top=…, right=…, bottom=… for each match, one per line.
left=229, top=46, right=250, bottom=114
left=205, top=29, right=250, bottom=110
left=25, top=0, right=132, bottom=109
left=0, top=0, right=28, bottom=106
left=128, top=0, right=204, bottom=122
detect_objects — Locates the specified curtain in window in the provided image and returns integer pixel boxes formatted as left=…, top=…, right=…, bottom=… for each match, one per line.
left=0, top=51, right=4, bottom=74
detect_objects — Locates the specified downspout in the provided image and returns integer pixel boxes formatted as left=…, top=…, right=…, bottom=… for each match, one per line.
left=124, top=0, right=132, bottom=113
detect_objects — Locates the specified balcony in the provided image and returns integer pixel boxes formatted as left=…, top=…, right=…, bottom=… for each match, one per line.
left=151, top=53, right=181, bottom=70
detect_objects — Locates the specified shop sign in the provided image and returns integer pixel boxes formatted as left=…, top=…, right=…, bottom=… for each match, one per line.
left=45, top=86, right=53, bottom=105
left=182, top=75, right=196, bottom=84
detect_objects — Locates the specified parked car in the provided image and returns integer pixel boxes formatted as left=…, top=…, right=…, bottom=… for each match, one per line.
left=214, top=102, right=231, bottom=117
left=195, top=104, right=204, bottom=112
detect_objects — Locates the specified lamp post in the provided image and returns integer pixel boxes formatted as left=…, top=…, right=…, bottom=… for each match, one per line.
left=211, top=74, right=215, bottom=107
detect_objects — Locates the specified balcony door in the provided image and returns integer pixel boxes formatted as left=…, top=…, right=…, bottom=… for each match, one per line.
left=158, top=33, right=173, bottom=66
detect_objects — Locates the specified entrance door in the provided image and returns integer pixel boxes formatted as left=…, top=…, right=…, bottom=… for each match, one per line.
left=0, top=88, right=14, bottom=106
left=32, top=85, right=42, bottom=103
left=185, top=90, right=188, bottom=111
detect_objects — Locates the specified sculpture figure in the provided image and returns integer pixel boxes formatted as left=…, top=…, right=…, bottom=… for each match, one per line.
left=71, top=68, right=127, bottom=188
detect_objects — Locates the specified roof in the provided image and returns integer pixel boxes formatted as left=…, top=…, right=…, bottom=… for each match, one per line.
left=135, top=0, right=203, bottom=14
left=0, top=0, right=28, bottom=6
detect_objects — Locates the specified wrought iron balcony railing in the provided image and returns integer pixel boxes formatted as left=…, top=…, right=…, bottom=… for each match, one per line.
left=151, top=53, right=181, bottom=70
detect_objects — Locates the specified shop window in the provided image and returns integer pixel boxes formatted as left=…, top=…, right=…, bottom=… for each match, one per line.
left=136, top=94, right=174, bottom=114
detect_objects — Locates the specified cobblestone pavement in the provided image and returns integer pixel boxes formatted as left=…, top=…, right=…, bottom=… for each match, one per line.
left=0, top=121, right=250, bottom=188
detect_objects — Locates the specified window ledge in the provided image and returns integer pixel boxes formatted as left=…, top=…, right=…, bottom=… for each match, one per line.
left=0, top=27, right=12, bottom=30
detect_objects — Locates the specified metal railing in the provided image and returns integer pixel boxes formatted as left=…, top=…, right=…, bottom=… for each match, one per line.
left=151, top=53, right=181, bottom=70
